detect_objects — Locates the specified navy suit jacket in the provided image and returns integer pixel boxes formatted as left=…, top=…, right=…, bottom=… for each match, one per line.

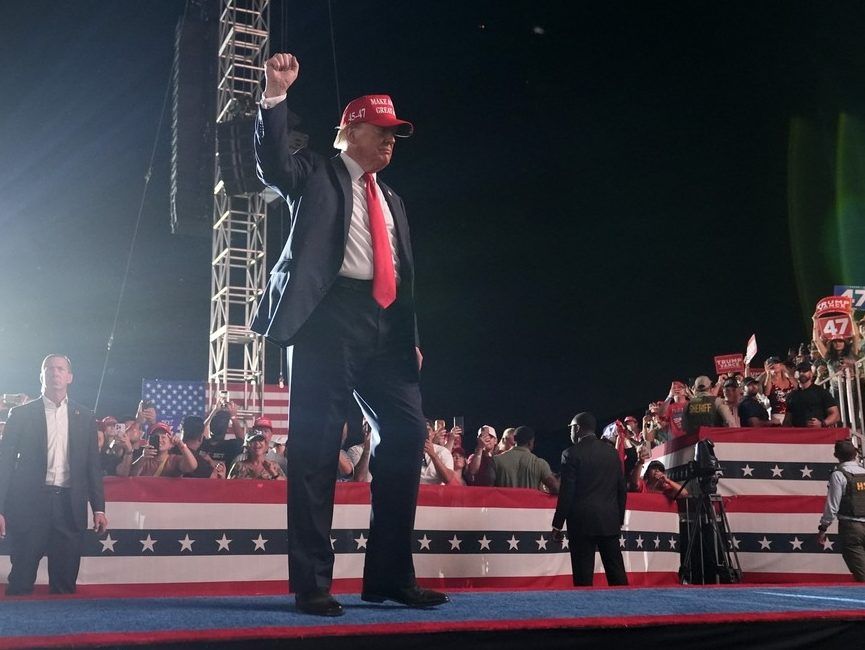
left=251, top=101, right=419, bottom=349
left=0, top=398, right=105, bottom=531
left=552, top=435, right=627, bottom=536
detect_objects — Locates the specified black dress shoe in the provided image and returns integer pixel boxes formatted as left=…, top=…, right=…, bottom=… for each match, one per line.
left=295, top=590, right=345, bottom=617
left=361, top=585, right=449, bottom=607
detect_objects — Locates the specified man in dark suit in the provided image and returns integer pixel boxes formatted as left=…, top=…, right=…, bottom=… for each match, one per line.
left=552, top=412, right=628, bottom=587
left=0, top=355, right=107, bottom=595
left=252, top=53, right=447, bottom=616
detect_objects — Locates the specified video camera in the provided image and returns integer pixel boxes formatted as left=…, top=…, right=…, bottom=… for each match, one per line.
left=685, top=439, right=723, bottom=493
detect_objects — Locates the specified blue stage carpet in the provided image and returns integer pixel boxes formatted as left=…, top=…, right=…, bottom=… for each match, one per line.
left=2, top=585, right=865, bottom=649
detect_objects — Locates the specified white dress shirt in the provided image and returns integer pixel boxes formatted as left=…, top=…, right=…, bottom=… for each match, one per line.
left=43, top=395, right=70, bottom=488
left=337, top=151, right=400, bottom=281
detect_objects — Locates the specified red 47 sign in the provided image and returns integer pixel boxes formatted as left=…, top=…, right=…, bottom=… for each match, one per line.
left=816, top=315, right=853, bottom=339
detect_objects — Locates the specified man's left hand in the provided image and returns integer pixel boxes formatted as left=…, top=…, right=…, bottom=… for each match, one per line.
left=807, top=418, right=822, bottom=428
left=93, top=512, right=108, bottom=535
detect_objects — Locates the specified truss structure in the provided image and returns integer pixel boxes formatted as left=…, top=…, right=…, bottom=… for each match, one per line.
left=208, top=0, right=270, bottom=413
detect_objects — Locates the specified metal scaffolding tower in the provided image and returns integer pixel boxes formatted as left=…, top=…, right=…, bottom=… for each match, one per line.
left=208, top=0, right=270, bottom=411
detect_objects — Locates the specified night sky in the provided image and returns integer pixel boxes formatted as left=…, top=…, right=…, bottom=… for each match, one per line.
left=2, top=1, right=863, bottom=457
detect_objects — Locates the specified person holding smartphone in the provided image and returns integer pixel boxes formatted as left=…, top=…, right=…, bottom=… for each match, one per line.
left=131, top=422, right=197, bottom=477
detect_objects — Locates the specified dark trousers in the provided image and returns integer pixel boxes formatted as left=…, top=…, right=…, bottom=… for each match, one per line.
left=568, top=533, right=629, bottom=587
left=6, top=487, right=82, bottom=595
left=839, top=519, right=865, bottom=582
left=286, top=279, right=427, bottom=595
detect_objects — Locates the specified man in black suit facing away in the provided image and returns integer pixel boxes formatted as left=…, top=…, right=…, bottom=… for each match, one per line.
left=552, top=412, right=628, bottom=587
left=252, top=53, right=447, bottom=616
left=0, top=355, right=107, bottom=595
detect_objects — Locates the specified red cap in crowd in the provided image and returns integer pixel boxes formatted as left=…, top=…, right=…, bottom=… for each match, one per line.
left=253, top=416, right=273, bottom=430
left=148, top=422, right=173, bottom=436
left=338, top=95, right=413, bottom=137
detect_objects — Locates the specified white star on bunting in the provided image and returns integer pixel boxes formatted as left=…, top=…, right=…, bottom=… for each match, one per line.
left=653, top=536, right=661, bottom=549
left=619, top=535, right=626, bottom=549
left=478, top=535, right=492, bottom=550
left=354, top=534, right=368, bottom=550
left=536, top=535, right=548, bottom=550
left=770, top=465, right=784, bottom=478
left=418, top=534, right=432, bottom=550
left=448, top=535, right=463, bottom=551
left=330, top=537, right=336, bottom=550
left=216, top=534, right=232, bottom=552
left=506, top=535, right=520, bottom=550
left=731, top=536, right=741, bottom=550
left=139, top=534, right=156, bottom=552
left=741, top=464, right=754, bottom=477
left=668, top=537, right=677, bottom=550
left=99, top=534, right=117, bottom=553
left=820, top=536, right=835, bottom=551
left=758, top=536, right=772, bottom=550
left=178, top=534, right=195, bottom=552
left=789, top=537, right=804, bottom=551
left=562, top=536, right=569, bottom=550
left=800, top=465, right=813, bottom=479
left=252, top=534, right=268, bottom=551
left=635, top=535, right=644, bottom=549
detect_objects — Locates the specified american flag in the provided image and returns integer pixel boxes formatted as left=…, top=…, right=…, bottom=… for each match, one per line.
left=141, top=381, right=288, bottom=434
left=0, top=480, right=683, bottom=594
left=141, top=380, right=206, bottom=429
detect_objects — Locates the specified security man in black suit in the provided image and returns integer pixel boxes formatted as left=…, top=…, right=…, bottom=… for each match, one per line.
left=252, top=53, right=447, bottom=616
left=0, top=355, right=107, bottom=595
left=552, top=412, right=628, bottom=587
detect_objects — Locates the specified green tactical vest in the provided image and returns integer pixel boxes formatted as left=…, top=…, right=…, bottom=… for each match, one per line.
left=684, top=394, right=723, bottom=435
left=837, top=468, right=865, bottom=518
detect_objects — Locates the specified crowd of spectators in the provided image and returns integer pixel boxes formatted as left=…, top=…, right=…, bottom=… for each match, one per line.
left=0, top=321, right=862, bottom=495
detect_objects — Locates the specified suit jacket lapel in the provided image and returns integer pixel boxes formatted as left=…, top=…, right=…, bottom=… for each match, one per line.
left=332, top=156, right=354, bottom=244
left=33, top=398, right=48, bottom=474
left=379, top=181, right=413, bottom=275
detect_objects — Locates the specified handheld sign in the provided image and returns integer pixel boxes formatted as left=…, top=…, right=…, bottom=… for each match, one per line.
left=816, top=315, right=852, bottom=340
left=815, top=295, right=853, bottom=317
left=744, top=333, right=758, bottom=367
left=834, top=285, right=865, bottom=310
left=714, top=354, right=745, bottom=376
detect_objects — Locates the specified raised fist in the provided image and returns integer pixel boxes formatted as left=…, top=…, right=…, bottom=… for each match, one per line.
left=264, top=53, right=300, bottom=98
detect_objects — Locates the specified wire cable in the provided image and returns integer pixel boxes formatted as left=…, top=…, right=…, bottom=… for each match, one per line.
left=327, top=0, right=342, bottom=117
left=93, top=2, right=190, bottom=412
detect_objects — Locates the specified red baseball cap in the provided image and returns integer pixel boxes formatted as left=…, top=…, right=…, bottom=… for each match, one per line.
left=253, top=416, right=273, bottom=430
left=338, top=95, right=414, bottom=137
left=148, top=422, right=173, bottom=436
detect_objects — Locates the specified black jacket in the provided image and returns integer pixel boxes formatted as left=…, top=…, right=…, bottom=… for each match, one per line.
left=0, top=397, right=104, bottom=531
left=552, top=434, right=626, bottom=535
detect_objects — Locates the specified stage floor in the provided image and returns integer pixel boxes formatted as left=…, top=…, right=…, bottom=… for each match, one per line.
left=2, top=584, right=865, bottom=649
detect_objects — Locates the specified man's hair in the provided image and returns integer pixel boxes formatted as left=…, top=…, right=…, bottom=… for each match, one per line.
left=41, top=354, right=72, bottom=372
left=210, top=410, right=231, bottom=438
left=514, top=426, right=535, bottom=446
left=333, top=123, right=359, bottom=151
left=182, top=415, right=206, bottom=441
left=573, top=412, right=596, bottom=433
left=834, top=440, right=858, bottom=463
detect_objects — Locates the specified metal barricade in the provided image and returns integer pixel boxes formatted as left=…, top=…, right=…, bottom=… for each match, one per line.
left=828, top=358, right=865, bottom=453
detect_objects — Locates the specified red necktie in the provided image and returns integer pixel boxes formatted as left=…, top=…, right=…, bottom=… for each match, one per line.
left=363, top=172, right=397, bottom=308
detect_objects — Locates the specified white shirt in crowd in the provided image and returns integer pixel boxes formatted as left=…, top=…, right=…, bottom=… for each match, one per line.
left=420, top=444, right=454, bottom=485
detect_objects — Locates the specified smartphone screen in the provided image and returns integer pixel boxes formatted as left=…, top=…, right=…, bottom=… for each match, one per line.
left=453, top=416, right=464, bottom=430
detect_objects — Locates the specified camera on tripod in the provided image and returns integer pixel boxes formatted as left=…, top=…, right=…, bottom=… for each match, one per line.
left=682, top=439, right=723, bottom=495
left=678, top=438, right=742, bottom=584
